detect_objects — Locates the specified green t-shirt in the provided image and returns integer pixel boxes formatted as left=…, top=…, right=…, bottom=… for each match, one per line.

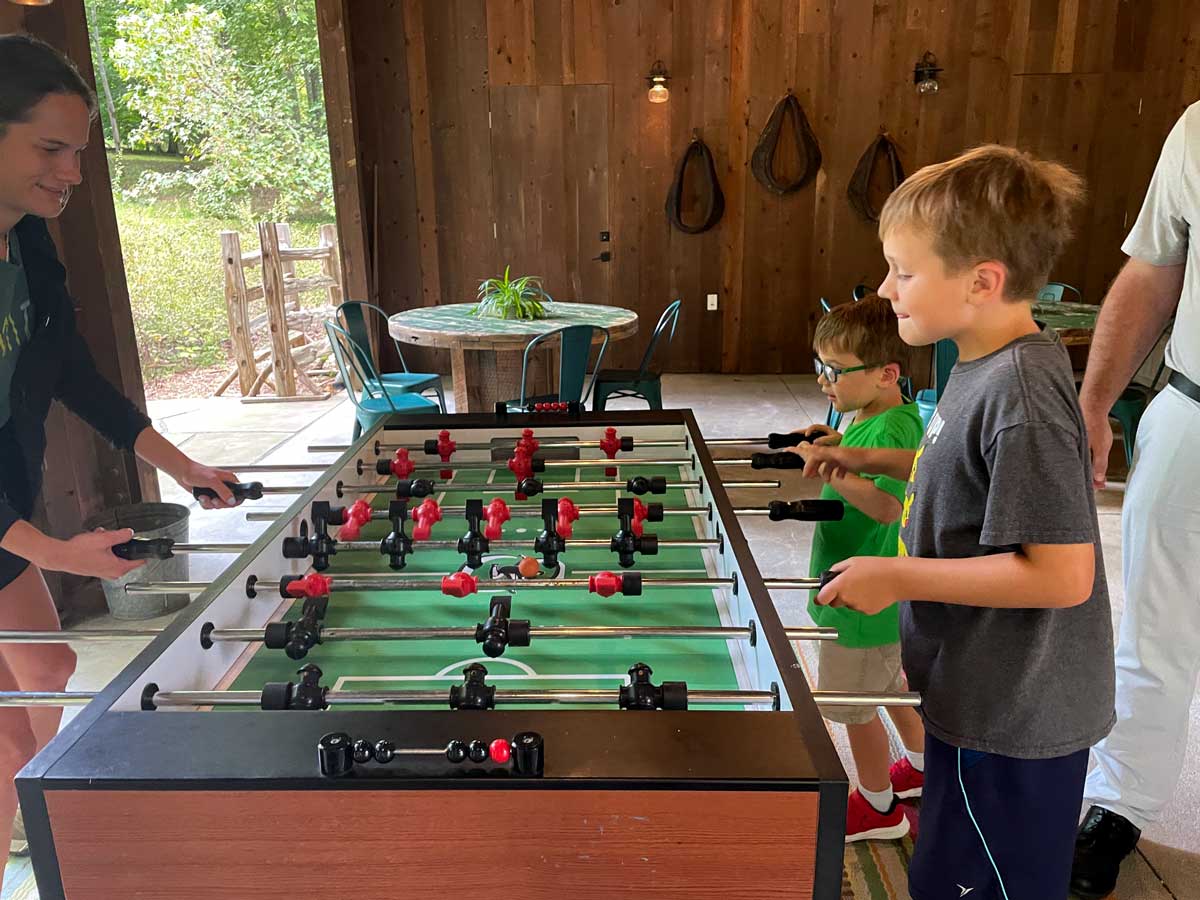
left=0, top=232, right=33, bottom=428
left=807, top=401, right=925, bottom=647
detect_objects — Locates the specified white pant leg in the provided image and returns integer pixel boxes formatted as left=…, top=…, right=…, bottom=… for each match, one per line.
left=1085, top=385, right=1200, bottom=831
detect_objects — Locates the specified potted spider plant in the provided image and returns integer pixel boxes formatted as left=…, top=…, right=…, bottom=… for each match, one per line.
left=470, top=266, right=554, bottom=320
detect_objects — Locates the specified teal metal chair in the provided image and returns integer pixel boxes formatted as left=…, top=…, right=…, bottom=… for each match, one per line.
left=1107, top=330, right=1171, bottom=470
left=1036, top=282, right=1083, bottom=304
left=325, top=320, right=440, bottom=439
left=337, top=300, right=445, bottom=412
left=592, top=300, right=681, bottom=411
left=506, top=324, right=610, bottom=410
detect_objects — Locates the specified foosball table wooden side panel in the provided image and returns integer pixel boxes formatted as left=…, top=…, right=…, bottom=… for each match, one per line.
left=46, top=788, right=819, bottom=899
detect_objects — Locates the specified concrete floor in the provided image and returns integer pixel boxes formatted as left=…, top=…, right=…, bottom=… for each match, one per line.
left=21, top=374, right=1200, bottom=898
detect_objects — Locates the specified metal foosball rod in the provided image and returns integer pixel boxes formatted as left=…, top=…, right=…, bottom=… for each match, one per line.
left=368, top=449, right=807, bottom=480
left=246, top=498, right=841, bottom=525
left=204, top=622, right=769, bottom=649
left=0, top=623, right=842, bottom=649
left=115, top=536, right=724, bottom=559
left=203, top=613, right=840, bottom=660
left=308, top=428, right=817, bottom=457
left=122, top=571, right=836, bottom=599
left=0, top=629, right=161, bottom=643
left=145, top=687, right=779, bottom=709
left=344, top=478, right=782, bottom=495
left=241, top=476, right=781, bottom=499
left=0, top=687, right=923, bottom=710
left=122, top=572, right=737, bottom=600
left=214, top=457, right=722, bottom=477
left=0, top=691, right=97, bottom=707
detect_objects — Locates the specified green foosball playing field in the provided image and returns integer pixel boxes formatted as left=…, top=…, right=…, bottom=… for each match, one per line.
left=230, top=461, right=745, bottom=706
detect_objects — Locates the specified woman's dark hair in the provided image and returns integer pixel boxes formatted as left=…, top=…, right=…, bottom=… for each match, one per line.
left=0, top=34, right=98, bottom=135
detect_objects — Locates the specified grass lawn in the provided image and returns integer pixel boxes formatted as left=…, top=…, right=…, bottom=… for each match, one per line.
left=110, top=152, right=333, bottom=390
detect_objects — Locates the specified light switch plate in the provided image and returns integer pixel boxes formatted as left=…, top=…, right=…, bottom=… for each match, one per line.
left=706, top=293, right=718, bottom=311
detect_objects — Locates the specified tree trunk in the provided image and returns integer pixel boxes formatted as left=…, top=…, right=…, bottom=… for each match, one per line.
left=88, top=8, right=121, bottom=152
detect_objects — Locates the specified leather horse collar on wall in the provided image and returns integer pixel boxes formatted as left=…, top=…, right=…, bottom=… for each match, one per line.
left=751, top=93, right=822, bottom=195
left=666, top=137, right=725, bottom=234
left=847, top=132, right=905, bottom=222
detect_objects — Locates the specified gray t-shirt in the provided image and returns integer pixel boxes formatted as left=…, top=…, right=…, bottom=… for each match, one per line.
left=899, top=331, right=1115, bottom=759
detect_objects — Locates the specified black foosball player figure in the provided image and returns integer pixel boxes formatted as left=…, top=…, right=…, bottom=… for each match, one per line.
left=457, top=499, right=489, bottom=569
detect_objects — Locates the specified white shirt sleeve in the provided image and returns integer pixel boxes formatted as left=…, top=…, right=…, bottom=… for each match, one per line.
left=1122, top=109, right=1191, bottom=266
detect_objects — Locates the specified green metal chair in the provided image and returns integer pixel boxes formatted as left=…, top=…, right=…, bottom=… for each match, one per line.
left=1036, top=282, right=1083, bottom=304
left=507, top=324, right=610, bottom=410
left=592, top=300, right=681, bottom=411
left=337, top=300, right=445, bottom=412
left=325, top=320, right=440, bottom=440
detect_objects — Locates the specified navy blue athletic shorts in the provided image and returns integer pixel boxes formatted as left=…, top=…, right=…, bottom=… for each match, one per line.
left=908, top=732, right=1088, bottom=900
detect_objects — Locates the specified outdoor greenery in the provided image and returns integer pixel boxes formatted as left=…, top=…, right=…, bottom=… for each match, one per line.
left=82, top=0, right=335, bottom=381
left=472, top=268, right=554, bottom=321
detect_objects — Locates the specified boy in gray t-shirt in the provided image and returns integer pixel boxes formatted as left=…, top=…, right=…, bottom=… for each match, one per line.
left=800, top=145, right=1114, bottom=900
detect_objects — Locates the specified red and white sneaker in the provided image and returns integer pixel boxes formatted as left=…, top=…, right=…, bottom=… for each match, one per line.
left=844, top=789, right=910, bottom=843
left=890, top=758, right=924, bottom=799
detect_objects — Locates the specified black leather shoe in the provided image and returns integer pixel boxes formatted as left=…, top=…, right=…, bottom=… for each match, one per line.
left=1071, top=806, right=1141, bottom=899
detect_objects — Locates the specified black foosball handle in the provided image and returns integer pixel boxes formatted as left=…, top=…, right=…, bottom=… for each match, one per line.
left=750, top=451, right=805, bottom=470
left=111, top=537, right=175, bottom=560
left=767, top=500, right=845, bottom=522
left=192, top=481, right=264, bottom=502
left=766, top=432, right=814, bottom=449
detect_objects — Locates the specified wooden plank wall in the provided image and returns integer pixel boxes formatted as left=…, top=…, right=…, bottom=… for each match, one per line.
left=2, top=1, right=158, bottom=614
left=331, top=0, right=1200, bottom=375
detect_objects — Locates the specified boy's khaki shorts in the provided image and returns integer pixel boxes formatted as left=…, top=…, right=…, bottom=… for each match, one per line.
left=817, top=640, right=905, bottom=725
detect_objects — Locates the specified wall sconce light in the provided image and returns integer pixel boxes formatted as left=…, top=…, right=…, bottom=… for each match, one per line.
left=914, top=51, right=942, bottom=95
left=6, top=0, right=55, bottom=6
left=647, top=61, right=670, bottom=104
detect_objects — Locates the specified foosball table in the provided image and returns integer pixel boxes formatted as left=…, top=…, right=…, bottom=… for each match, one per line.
left=15, top=407, right=894, bottom=900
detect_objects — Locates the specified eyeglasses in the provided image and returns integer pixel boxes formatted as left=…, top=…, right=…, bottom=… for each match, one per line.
left=813, top=357, right=882, bottom=383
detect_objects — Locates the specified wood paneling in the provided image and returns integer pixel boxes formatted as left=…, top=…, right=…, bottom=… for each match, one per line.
left=330, top=0, right=1200, bottom=375
left=48, top=788, right=820, bottom=899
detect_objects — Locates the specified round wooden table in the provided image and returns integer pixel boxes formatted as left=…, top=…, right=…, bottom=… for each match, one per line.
left=388, top=302, right=639, bottom=412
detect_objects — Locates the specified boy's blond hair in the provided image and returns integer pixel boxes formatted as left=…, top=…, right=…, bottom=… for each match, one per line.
left=879, top=144, right=1085, bottom=299
left=814, top=294, right=909, bottom=371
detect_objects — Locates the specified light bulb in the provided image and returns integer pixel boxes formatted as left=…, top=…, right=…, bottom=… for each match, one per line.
left=648, top=82, right=669, bottom=103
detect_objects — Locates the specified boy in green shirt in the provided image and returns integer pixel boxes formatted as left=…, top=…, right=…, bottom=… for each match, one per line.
left=802, top=295, right=926, bottom=842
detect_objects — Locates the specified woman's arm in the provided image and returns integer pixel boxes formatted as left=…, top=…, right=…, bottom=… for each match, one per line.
left=0, top=519, right=145, bottom=579
left=133, top=427, right=242, bottom=508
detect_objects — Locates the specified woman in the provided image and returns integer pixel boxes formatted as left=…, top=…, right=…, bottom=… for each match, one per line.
left=0, top=34, right=241, bottom=880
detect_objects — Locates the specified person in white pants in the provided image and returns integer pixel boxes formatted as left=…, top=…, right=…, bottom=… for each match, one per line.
left=1072, top=101, right=1199, bottom=899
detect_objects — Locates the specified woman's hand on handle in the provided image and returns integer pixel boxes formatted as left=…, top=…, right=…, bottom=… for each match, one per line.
left=133, top=427, right=242, bottom=509
left=176, top=463, right=243, bottom=509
